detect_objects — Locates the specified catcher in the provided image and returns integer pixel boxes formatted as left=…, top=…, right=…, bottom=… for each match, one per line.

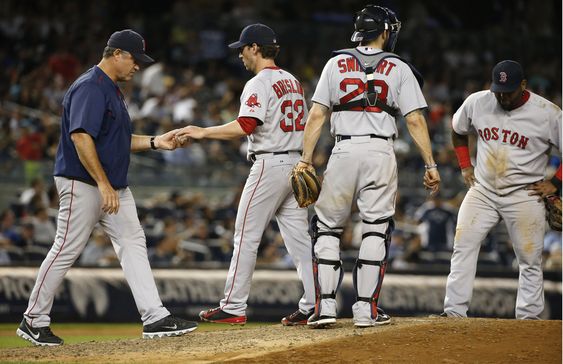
left=294, top=5, right=440, bottom=328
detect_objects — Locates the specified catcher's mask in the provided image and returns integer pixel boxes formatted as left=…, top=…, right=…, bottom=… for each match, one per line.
left=351, top=5, right=401, bottom=52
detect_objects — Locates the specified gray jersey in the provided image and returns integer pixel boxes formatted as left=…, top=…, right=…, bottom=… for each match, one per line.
left=214, top=66, right=315, bottom=318
left=239, top=67, right=308, bottom=156
left=312, top=46, right=427, bottom=137
left=452, top=90, right=562, bottom=195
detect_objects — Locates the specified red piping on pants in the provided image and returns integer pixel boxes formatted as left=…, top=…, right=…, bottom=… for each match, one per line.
left=223, top=160, right=265, bottom=308
left=28, top=180, right=75, bottom=326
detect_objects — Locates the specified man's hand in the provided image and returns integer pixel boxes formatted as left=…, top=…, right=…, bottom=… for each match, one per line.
left=295, top=160, right=315, bottom=173
left=461, top=166, right=476, bottom=187
left=98, top=181, right=119, bottom=214
left=175, top=125, right=206, bottom=145
left=423, top=168, right=441, bottom=196
left=155, top=129, right=183, bottom=150
left=527, top=180, right=558, bottom=200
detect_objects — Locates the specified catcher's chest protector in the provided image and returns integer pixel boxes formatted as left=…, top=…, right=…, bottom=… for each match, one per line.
left=333, top=49, right=395, bottom=71
left=331, top=48, right=423, bottom=116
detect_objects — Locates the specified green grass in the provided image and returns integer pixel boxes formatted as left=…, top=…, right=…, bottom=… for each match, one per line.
left=0, top=322, right=275, bottom=349
left=1, top=334, right=134, bottom=348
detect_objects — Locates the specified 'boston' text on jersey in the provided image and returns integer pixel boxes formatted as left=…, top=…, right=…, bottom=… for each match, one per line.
left=477, top=127, right=529, bottom=149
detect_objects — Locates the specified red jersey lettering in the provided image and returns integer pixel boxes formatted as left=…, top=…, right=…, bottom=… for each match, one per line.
left=278, top=80, right=287, bottom=95
left=375, top=59, right=388, bottom=74
left=501, top=129, right=511, bottom=143
left=346, top=57, right=359, bottom=72
left=337, top=59, right=347, bottom=74
left=272, top=79, right=304, bottom=99
left=272, top=83, right=283, bottom=98
left=384, top=62, right=397, bottom=76
left=478, top=128, right=530, bottom=149
left=517, top=135, right=529, bottom=149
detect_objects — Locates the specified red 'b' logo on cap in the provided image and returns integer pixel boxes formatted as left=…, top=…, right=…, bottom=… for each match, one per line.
left=499, top=71, right=507, bottom=83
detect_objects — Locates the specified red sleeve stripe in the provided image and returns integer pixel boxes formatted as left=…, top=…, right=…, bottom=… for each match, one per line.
left=556, top=164, right=562, bottom=181
left=237, top=117, right=258, bottom=135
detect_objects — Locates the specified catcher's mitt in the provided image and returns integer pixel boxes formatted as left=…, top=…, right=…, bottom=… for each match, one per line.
left=545, top=195, right=562, bottom=231
left=290, top=166, right=321, bottom=208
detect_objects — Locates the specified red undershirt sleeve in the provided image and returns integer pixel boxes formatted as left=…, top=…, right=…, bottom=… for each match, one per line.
left=237, top=117, right=259, bottom=135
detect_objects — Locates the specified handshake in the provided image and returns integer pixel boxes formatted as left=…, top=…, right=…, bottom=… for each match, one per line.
left=153, top=126, right=203, bottom=150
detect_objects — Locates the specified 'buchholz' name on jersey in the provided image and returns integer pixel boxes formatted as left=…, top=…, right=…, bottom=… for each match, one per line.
left=273, top=79, right=304, bottom=99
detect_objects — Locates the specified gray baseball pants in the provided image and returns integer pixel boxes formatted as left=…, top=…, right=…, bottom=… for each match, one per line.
left=24, top=177, right=169, bottom=327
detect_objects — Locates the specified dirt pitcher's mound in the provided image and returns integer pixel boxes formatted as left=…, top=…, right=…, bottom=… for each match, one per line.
left=2, top=317, right=561, bottom=363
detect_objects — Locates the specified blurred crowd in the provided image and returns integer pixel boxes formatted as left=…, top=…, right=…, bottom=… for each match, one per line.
left=0, top=0, right=561, bottom=270
left=1, top=177, right=561, bottom=271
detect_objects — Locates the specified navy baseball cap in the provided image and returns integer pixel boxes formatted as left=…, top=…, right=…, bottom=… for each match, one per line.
left=107, top=29, right=154, bottom=64
left=490, top=60, right=524, bottom=93
left=228, top=23, right=278, bottom=48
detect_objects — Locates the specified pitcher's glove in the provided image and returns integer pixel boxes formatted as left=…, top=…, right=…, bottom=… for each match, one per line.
left=290, top=165, right=321, bottom=208
left=545, top=195, right=562, bottom=231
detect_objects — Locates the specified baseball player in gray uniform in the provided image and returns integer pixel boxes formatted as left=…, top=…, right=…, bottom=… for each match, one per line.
left=296, top=5, right=441, bottom=328
left=442, top=60, right=562, bottom=319
left=16, top=30, right=197, bottom=346
left=176, top=24, right=315, bottom=326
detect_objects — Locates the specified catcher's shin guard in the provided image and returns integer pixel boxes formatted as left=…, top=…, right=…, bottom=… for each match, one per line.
left=311, top=215, right=344, bottom=317
left=353, top=217, right=394, bottom=319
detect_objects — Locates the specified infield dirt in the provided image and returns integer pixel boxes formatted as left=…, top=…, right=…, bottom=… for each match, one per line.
left=1, top=317, right=561, bottom=363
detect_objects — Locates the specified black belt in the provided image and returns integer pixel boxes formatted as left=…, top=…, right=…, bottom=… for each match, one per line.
left=250, top=150, right=301, bottom=162
left=336, top=134, right=390, bottom=142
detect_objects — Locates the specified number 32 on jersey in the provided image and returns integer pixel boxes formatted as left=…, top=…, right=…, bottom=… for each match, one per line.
left=279, top=99, right=305, bottom=132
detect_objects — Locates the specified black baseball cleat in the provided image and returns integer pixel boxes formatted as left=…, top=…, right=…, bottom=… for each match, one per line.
left=142, top=315, right=198, bottom=339
left=199, top=307, right=247, bottom=325
left=16, top=319, right=63, bottom=346
left=375, top=307, right=391, bottom=325
left=281, top=309, right=314, bottom=326
left=355, top=307, right=392, bottom=327
left=307, top=314, right=337, bottom=328
left=429, top=312, right=449, bottom=318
